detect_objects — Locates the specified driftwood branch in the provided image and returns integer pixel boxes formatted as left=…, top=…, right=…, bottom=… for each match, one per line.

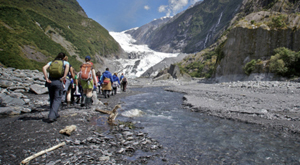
left=59, top=125, right=77, bottom=136
left=95, top=105, right=121, bottom=124
left=20, top=142, right=66, bottom=165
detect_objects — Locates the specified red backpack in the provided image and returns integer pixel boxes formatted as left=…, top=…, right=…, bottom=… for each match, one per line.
left=80, top=63, right=92, bottom=80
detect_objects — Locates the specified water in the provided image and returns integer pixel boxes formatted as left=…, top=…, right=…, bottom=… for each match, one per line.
left=121, top=87, right=300, bottom=164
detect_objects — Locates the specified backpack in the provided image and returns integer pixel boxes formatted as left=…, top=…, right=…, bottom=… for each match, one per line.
left=122, top=77, right=127, bottom=83
left=80, top=63, right=92, bottom=81
left=48, top=60, right=64, bottom=79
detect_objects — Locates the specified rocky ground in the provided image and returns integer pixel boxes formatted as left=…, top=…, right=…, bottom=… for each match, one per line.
left=2, top=67, right=300, bottom=164
left=144, top=78, right=300, bottom=135
left=0, top=68, right=165, bottom=165
left=0, top=89, right=166, bottom=165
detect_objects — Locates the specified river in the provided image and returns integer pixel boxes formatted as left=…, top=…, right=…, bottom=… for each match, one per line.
left=118, top=87, right=300, bottom=164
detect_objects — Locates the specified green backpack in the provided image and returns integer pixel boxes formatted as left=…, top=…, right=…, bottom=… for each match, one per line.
left=48, top=60, right=64, bottom=79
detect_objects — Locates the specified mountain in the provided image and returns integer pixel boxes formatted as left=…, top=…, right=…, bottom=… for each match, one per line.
left=0, top=0, right=123, bottom=71
left=134, top=0, right=300, bottom=81
left=127, top=0, right=243, bottom=53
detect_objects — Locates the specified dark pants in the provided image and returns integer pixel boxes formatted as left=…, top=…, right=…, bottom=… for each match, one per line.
left=122, top=82, right=127, bottom=92
left=112, top=87, right=117, bottom=95
left=48, top=80, right=64, bottom=120
left=103, top=90, right=111, bottom=98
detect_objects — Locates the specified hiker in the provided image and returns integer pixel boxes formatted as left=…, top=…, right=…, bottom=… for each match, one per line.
left=121, top=75, right=128, bottom=92
left=100, top=68, right=113, bottom=98
left=119, top=73, right=124, bottom=89
left=61, top=56, right=75, bottom=107
left=42, top=52, right=69, bottom=122
left=78, top=56, right=97, bottom=108
left=112, top=73, right=120, bottom=96
left=73, top=70, right=81, bottom=104
left=96, top=71, right=102, bottom=94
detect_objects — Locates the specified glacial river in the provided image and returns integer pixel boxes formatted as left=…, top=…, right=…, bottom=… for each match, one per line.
left=119, top=87, right=300, bottom=164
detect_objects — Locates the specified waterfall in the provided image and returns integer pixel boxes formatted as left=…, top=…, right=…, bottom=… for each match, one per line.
left=203, top=12, right=223, bottom=49
left=216, top=12, right=223, bottom=27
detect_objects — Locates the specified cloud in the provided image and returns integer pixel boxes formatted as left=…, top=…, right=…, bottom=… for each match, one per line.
left=158, top=5, right=167, bottom=12
left=158, top=0, right=189, bottom=16
left=191, top=0, right=200, bottom=4
left=144, top=5, right=150, bottom=10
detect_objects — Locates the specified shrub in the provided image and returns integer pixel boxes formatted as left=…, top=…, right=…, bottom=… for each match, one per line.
left=268, top=15, right=287, bottom=29
left=269, top=47, right=300, bottom=77
left=243, top=59, right=257, bottom=75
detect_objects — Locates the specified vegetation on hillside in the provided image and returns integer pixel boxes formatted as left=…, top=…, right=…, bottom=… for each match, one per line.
left=0, top=0, right=121, bottom=71
left=178, top=49, right=217, bottom=78
left=269, top=47, right=300, bottom=77
left=242, top=47, right=300, bottom=78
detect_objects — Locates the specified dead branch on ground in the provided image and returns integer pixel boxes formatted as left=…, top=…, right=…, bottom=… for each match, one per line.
left=20, top=142, right=66, bottom=165
left=95, top=105, right=121, bottom=124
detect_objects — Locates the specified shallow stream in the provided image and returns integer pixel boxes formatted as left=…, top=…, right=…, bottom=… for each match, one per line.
left=119, top=87, right=300, bottom=164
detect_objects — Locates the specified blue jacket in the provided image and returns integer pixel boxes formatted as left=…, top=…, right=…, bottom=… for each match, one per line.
left=112, top=75, right=120, bottom=85
left=120, top=75, right=124, bottom=81
left=100, top=71, right=113, bottom=84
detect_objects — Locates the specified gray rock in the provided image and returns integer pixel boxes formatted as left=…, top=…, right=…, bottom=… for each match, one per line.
left=30, top=84, right=48, bottom=95
left=0, top=80, right=14, bottom=88
left=0, top=93, right=25, bottom=107
left=0, top=107, right=21, bottom=116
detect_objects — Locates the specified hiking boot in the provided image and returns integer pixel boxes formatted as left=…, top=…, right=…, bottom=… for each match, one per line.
left=81, top=95, right=86, bottom=107
left=85, top=97, right=92, bottom=109
left=67, top=101, right=71, bottom=107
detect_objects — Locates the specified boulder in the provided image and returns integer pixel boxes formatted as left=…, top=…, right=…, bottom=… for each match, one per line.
left=0, top=93, right=25, bottom=107
left=0, top=80, right=14, bottom=88
left=30, top=84, right=48, bottom=95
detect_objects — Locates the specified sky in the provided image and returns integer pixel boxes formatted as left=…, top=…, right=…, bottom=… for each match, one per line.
left=77, top=0, right=201, bottom=32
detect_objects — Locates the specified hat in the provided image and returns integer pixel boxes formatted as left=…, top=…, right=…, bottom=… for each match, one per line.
left=85, top=56, right=91, bottom=60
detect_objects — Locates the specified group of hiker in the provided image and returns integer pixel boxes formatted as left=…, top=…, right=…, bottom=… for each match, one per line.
left=42, top=52, right=128, bottom=123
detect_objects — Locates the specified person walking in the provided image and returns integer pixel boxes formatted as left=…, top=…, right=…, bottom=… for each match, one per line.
left=42, top=52, right=69, bottom=122
left=61, top=56, right=75, bottom=107
left=119, top=73, right=124, bottom=89
left=121, top=75, right=128, bottom=92
left=78, top=56, right=97, bottom=108
left=96, top=71, right=102, bottom=94
left=112, top=73, right=120, bottom=96
left=100, top=68, right=113, bottom=98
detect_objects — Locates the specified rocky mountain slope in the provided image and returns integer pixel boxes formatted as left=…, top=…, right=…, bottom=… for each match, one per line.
left=127, top=0, right=243, bottom=54
left=147, top=0, right=300, bottom=82
left=0, top=0, right=123, bottom=71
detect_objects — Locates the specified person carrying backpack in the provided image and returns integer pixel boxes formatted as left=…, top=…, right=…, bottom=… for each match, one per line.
left=61, top=56, right=75, bottom=107
left=112, top=73, right=120, bottom=96
left=100, top=68, right=113, bottom=98
left=42, top=52, right=69, bottom=123
left=121, top=76, right=128, bottom=92
left=78, top=56, right=97, bottom=108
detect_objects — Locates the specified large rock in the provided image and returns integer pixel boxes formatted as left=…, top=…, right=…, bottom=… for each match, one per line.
left=168, top=64, right=192, bottom=81
left=0, top=80, right=15, bottom=88
left=0, top=107, right=21, bottom=116
left=30, top=84, right=48, bottom=95
left=0, top=93, right=25, bottom=107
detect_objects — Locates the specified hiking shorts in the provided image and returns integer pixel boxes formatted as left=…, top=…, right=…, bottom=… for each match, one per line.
left=81, top=79, right=94, bottom=89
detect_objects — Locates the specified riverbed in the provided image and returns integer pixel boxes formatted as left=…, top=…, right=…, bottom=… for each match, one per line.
left=119, top=86, right=300, bottom=164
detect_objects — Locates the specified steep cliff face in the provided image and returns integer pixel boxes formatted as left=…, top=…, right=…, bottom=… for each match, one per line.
left=215, top=8, right=300, bottom=81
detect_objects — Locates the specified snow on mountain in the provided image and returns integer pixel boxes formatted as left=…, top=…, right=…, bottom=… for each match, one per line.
left=109, top=31, right=179, bottom=78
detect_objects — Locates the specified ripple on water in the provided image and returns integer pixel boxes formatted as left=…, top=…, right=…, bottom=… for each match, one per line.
left=121, top=87, right=300, bottom=164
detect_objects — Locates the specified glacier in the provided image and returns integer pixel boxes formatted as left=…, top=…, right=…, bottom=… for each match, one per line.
left=109, top=30, right=179, bottom=78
